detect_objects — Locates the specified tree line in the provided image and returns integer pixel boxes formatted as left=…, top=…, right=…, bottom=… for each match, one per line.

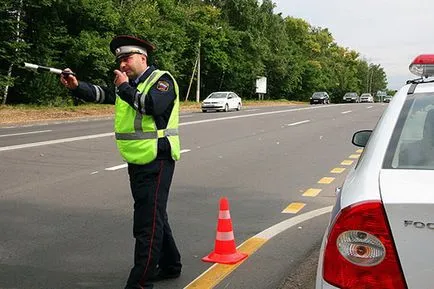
left=0, top=0, right=388, bottom=106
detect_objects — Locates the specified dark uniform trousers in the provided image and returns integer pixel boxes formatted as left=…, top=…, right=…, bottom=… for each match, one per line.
left=125, top=158, right=182, bottom=289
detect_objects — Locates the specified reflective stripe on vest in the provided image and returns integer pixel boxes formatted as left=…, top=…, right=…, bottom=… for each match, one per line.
left=115, top=128, right=179, bottom=140
left=114, top=69, right=180, bottom=164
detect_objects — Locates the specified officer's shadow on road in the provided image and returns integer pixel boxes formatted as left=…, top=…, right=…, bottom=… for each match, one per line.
left=0, top=200, right=130, bottom=289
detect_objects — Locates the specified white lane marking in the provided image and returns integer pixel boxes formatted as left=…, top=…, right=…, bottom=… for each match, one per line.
left=287, top=120, right=310, bottom=126
left=105, top=164, right=127, bottom=171
left=0, top=105, right=343, bottom=152
left=180, top=115, right=194, bottom=118
left=244, top=109, right=260, bottom=112
left=105, top=149, right=191, bottom=171
left=0, top=129, right=52, bottom=138
left=367, top=106, right=373, bottom=109
left=255, top=206, right=333, bottom=239
left=0, top=133, right=113, bottom=152
left=341, top=110, right=352, bottom=114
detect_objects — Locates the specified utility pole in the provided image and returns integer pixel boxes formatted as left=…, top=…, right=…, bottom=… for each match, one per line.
left=2, top=0, right=23, bottom=105
left=365, top=66, right=370, bottom=93
left=369, top=69, right=375, bottom=94
left=185, top=56, right=198, bottom=101
left=195, top=39, right=201, bottom=103
left=193, top=27, right=221, bottom=103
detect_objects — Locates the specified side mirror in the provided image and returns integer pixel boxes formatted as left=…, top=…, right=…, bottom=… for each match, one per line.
left=352, top=130, right=372, bottom=147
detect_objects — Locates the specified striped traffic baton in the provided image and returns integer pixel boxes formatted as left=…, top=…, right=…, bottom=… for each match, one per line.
left=22, top=62, right=76, bottom=77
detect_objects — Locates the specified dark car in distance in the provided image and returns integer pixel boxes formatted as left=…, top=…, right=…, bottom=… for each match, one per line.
left=310, top=92, right=330, bottom=104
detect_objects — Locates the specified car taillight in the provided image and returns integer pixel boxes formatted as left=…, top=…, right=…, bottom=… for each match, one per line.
left=323, top=201, right=407, bottom=289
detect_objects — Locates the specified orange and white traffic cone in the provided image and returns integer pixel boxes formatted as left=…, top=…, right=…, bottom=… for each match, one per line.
left=202, top=197, right=248, bottom=264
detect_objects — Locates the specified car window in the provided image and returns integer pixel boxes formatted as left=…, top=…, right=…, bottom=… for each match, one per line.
left=312, top=92, right=325, bottom=98
left=384, top=92, right=434, bottom=169
left=208, top=93, right=227, bottom=99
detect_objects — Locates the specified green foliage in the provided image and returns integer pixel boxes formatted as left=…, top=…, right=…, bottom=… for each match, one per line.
left=1, top=0, right=389, bottom=105
left=26, top=73, right=72, bottom=106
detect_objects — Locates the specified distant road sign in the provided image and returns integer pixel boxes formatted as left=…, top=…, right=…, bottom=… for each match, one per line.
left=256, top=77, right=267, bottom=94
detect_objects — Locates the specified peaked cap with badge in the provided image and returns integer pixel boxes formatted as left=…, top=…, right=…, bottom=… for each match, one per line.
left=110, top=35, right=156, bottom=60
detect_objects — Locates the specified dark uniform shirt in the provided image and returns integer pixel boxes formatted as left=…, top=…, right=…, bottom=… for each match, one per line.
left=71, top=65, right=176, bottom=159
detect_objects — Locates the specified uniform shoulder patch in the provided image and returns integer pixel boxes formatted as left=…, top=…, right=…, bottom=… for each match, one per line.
left=156, top=80, right=170, bottom=92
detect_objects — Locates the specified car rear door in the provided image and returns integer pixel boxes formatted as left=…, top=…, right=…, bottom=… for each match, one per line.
left=229, top=93, right=236, bottom=109
left=380, top=170, right=434, bottom=288
left=378, top=90, right=434, bottom=288
left=234, top=93, right=241, bottom=107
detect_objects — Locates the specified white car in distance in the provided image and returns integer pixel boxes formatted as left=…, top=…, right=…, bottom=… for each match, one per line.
left=201, top=91, right=242, bottom=113
left=359, top=93, right=374, bottom=103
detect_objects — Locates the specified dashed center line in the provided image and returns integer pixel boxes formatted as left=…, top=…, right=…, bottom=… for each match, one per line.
left=287, top=120, right=310, bottom=126
left=341, top=110, right=352, bottom=114
left=341, top=160, right=354, bottom=166
left=105, top=164, right=127, bottom=171
left=302, top=188, right=322, bottom=197
left=318, top=177, right=335, bottom=184
left=330, top=167, right=346, bottom=174
left=282, top=202, right=306, bottom=214
left=349, top=154, right=360, bottom=159
left=104, top=149, right=191, bottom=171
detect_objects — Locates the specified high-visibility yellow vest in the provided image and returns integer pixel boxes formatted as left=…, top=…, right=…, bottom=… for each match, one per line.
left=114, top=70, right=180, bottom=164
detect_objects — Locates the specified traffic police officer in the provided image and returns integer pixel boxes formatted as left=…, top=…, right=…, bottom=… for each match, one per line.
left=60, top=35, right=182, bottom=289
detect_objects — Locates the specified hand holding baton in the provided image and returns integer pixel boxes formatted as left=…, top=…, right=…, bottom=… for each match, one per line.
left=23, top=62, right=79, bottom=89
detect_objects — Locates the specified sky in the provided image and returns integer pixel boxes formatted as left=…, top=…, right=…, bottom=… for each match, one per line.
left=272, top=0, right=434, bottom=90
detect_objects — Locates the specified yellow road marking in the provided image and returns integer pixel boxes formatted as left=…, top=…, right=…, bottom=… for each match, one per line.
left=282, top=202, right=306, bottom=214
left=341, top=160, right=354, bottom=165
left=318, top=177, right=335, bottom=184
left=330, top=167, right=345, bottom=174
left=349, top=154, right=360, bottom=159
left=356, top=149, right=363, bottom=153
left=302, top=188, right=322, bottom=197
left=185, top=237, right=267, bottom=289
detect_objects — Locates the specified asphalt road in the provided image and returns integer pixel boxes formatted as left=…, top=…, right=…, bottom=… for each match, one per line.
left=0, top=103, right=386, bottom=289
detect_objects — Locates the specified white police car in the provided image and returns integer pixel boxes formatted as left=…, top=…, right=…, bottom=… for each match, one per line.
left=315, top=54, right=434, bottom=289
